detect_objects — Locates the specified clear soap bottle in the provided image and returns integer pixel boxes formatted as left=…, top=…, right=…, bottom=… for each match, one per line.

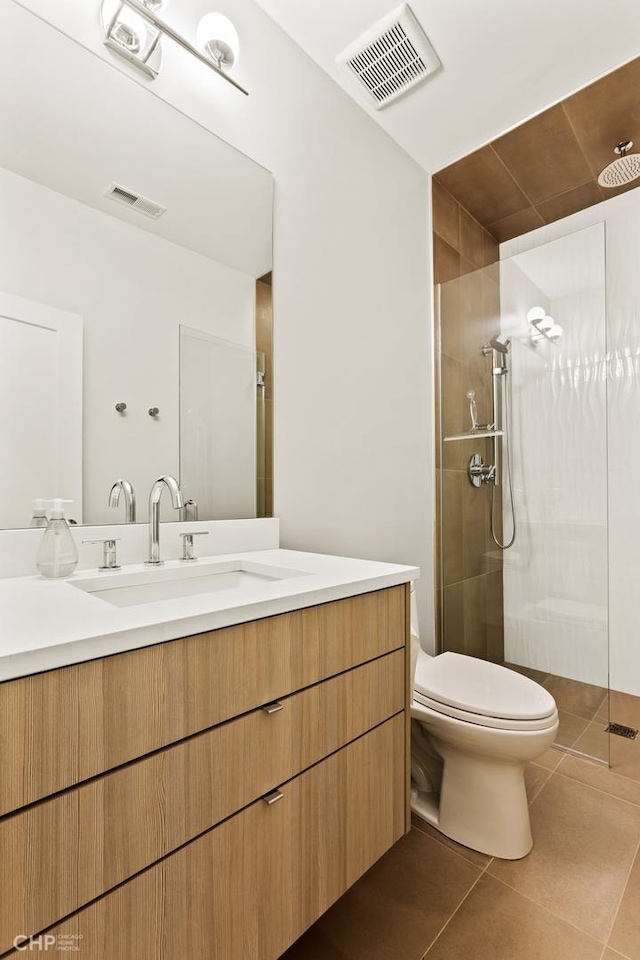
left=35, top=499, right=79, bottom=579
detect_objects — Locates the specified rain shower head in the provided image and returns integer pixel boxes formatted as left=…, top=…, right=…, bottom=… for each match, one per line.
left=490, top=335, right=511, bottom=354
left=598, top=141, right=640, bottom=188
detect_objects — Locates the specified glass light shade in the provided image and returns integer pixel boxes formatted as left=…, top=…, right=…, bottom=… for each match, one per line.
left=196, top=13, right=240, bottom=69
left=103, top=0, right=164, bottom=60
left=548, top=324, right=563, bottom=340
left=526, top=306, right=546, bottom=326
left=539, top=315, right=555, bottom=331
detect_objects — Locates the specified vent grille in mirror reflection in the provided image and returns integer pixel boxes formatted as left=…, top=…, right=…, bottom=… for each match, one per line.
left=105, top=182, right=167, bottom=219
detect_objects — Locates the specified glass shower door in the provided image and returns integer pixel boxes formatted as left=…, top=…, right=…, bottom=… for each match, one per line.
left=437, top=223, right=609, bottom=763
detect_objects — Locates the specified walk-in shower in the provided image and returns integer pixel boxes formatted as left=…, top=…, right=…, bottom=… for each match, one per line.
left=436, top=221, right=610, bottom=765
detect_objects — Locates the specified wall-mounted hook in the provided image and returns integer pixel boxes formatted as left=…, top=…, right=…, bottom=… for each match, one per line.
left=148, top=407, right=160, bottom=418
left=115, top=402, right=127, bottom=413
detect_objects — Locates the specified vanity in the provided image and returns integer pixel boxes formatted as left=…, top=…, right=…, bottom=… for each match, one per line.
left=0, top=547, right=416, bottom=959
left=0, top=7, right=417, bottom=955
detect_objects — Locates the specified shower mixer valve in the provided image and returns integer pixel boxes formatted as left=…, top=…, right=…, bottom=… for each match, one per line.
left=468, top=453, right=496, bottom=488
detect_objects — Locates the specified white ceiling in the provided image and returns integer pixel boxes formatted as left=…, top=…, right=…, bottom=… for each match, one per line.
left=0, top=1, right=273, bottom=277
left=253, top=0, right=640, bottom=173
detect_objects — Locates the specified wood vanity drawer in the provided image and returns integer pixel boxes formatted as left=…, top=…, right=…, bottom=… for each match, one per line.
left=18, top=715, right=405, bottom=960
left=0, top=650, right=405, bottom=952
left=0, top=585, right=407, bottom=816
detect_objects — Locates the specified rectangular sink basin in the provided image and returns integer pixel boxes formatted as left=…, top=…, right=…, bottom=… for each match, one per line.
left=71, top=559, right=309, bottom=608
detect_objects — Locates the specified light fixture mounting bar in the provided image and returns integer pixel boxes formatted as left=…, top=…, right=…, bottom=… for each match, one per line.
left=116, top=0, right=248, bottom=95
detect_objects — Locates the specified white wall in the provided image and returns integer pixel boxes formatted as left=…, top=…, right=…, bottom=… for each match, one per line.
left=0, top=166, right=254, bottom=524
left=14, top=0, right=434, bottom=637
left=502, top=188, right=640, bottom=696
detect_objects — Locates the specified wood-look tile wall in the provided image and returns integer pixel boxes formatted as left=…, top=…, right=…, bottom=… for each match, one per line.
left=434, top=57, right=640, bottom=243
left=433, top=180, right=504, bottom=661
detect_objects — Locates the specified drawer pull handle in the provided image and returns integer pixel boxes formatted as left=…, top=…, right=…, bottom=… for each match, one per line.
left=263, top=789, right=284, bottom=806
left=261, top=701, right=284, bottom=715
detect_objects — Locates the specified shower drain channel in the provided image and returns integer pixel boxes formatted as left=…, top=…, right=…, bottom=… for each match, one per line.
left=606, top=722, right=638, bottom=740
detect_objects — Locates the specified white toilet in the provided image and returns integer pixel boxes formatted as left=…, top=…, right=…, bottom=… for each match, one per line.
left=410, top=597, right=558, bottom=860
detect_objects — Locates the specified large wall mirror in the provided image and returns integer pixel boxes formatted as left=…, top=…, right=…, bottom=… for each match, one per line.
left=0, top=1, right=273, bottom=528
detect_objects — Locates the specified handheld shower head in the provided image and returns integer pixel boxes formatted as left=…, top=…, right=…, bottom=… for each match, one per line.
left=490, top=335, right=511, bottom=355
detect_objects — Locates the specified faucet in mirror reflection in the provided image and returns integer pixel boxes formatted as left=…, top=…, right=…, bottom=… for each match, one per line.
left=109, top=479, right=136, bottom=523
left=181, top=499, right=199, bottom=522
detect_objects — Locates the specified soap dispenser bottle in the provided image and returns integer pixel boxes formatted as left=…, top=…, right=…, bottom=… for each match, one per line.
left=29, top=499, right=49, bottom=528
left=36, top=499, right=79, bottom=579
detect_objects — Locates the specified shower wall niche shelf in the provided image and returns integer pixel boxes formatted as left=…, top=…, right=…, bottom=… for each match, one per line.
left=444, top=430, right=504, bottom=442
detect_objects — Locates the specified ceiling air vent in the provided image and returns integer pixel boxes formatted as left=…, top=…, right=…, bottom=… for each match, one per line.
left=337, top=4, right=441, bottom=110
left=105, top=182, right=167, bottom=219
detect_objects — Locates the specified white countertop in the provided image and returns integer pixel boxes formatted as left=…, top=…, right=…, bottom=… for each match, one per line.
left=0, top=549, right=419, bottom=681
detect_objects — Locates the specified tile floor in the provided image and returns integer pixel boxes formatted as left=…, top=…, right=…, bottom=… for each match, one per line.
left=281, top=746, right=640, bottom=960
left=503, top=665, right=640, bottom=780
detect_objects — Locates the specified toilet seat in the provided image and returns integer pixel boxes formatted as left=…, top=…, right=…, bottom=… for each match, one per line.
left=412, top=693, right=558, bottom=731
left=414, top=651, right=557, bottom=730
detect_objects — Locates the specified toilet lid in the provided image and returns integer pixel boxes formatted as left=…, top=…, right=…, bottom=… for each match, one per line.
left=414, top=651, right=557, bottom=721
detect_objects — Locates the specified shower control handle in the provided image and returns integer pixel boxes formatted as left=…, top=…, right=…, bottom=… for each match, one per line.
left=468, top=453, right=496, bottom=488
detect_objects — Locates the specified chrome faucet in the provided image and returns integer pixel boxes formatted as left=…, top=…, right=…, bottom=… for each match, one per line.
left=108, top=478, right=136, bottom=523
left=146, top=475, right=184, bottom=565
left=181, top=498, right=199, bottom=521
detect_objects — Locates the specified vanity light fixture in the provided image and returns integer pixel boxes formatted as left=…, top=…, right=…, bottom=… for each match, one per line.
left=548, top=323, right=563, bottom=341
left=526, top=306, right=562, bottom=346
left=526, top=306, right=545, bottom=326
left=100, top=0, right=248, bottom=95
left=196, top=13, right=240, bottom=70
left=101, top=0, right=166, bottom=77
